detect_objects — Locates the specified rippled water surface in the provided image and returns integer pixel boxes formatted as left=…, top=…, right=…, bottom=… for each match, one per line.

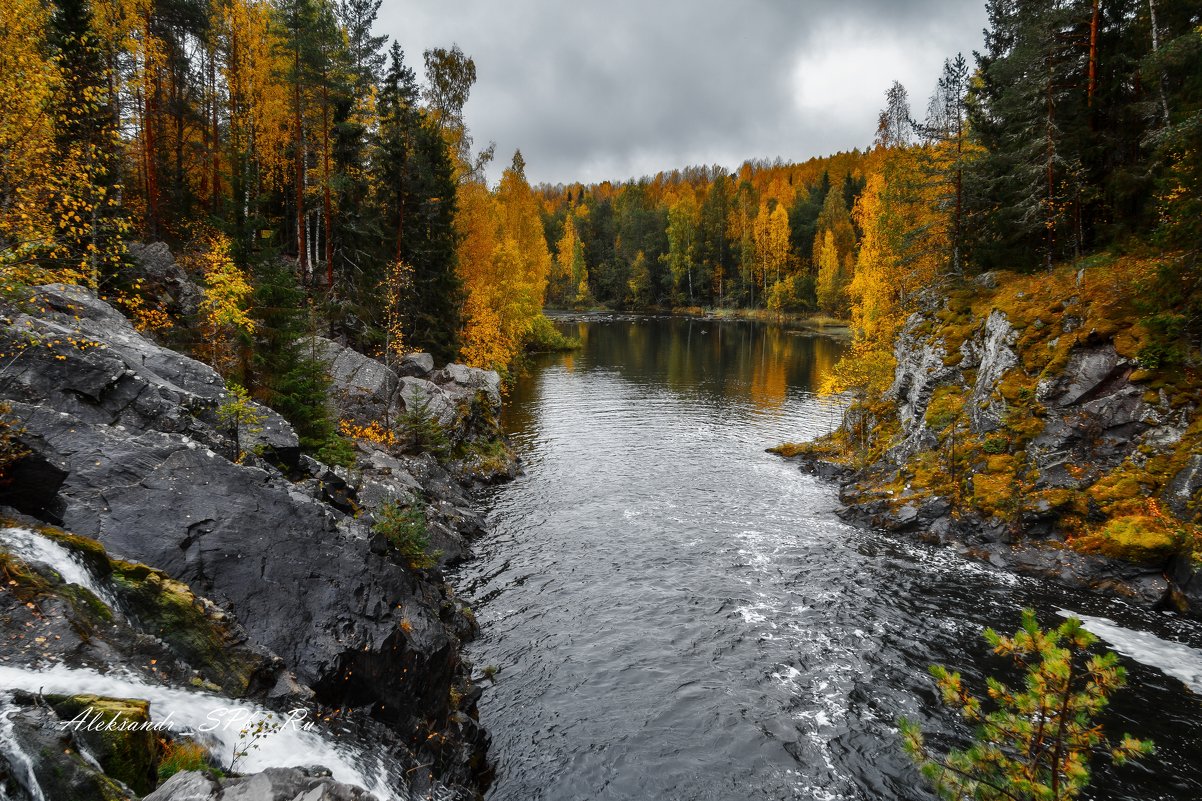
left=452, top=316, right=1202, bottom=801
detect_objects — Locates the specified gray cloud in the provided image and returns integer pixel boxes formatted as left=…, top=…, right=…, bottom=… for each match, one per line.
left=378, top=1, right=987, bottom=185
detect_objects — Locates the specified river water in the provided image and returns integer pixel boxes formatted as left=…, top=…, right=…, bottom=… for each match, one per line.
left=451, top=316, right=1202, bottom=801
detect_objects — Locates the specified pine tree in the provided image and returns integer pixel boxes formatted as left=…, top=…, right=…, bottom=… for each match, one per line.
left=903, top=609, right=1154, bottom=801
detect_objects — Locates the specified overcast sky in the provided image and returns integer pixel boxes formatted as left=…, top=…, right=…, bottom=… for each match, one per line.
left=377, top=1, right=989, bottom=186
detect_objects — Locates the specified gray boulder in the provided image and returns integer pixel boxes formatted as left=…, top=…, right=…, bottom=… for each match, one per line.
left=127, top=241, right=203, bottom=318
left=0, top=284, right=297, bottom=465
left=1036, top=343, right=1133, bottom=407
left=397, top=352, right=435, bottom=378
left=309, top=337, right=401, bottom=428
left=307, top=336, right=503, bottom=445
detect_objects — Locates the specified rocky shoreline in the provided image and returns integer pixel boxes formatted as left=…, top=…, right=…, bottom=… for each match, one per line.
left=777, top=269, right=1202, bottom=619
left=790, top=453, right=1200, bottom=615
left=0, top=283, right=515, bottom=800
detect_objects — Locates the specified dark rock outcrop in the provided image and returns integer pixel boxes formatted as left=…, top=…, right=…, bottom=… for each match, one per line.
left=0, top=285, right=501, bottom=798
left=127, top=242, right=203, bottom=319
left=0, top=283, right=297, bottom=467
left=807, top=280, right=1202, bottom=616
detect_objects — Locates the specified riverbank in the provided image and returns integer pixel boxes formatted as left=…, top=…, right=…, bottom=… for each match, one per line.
left=773, top=255, right=1202, bottom=617
left=0, top=282, right=515, bottom=800
left=452, top=312, right=1202, bottom=801
left=544, top=305, right=852, bottom=337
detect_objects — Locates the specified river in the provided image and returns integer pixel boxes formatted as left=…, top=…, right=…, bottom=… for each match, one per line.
left=451, top=315, right=1202, bottom=801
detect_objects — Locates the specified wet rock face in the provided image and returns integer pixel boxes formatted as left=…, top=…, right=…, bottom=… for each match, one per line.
left=0, top=694, right=136, bottom=801
left=9, top=400, right=463, bottom=726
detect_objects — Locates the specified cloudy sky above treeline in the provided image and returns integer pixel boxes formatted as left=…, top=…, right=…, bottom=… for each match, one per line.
left=379, top=1, right=988, bottom=186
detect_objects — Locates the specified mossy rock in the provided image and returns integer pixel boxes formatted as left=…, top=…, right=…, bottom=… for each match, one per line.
left=108, top=561, right=261, bottom=695
left=971, top=472, right=1016, bottom=518
left=0, top=550, right=53, bottom=600
left=1085, top=515, right=1178, bottom=564
left=39, top=528, right=113, bottom=578
left=47, top=695, right=160, bottom=796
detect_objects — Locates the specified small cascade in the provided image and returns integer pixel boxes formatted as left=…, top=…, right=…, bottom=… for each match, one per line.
left=0, top=527, right=123, bottom=615
left=0, top=665, right=399, bottom=799
left=0, top=694, right=46, bottom=801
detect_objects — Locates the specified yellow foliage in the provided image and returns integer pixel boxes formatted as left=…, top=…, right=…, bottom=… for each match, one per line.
left=380, top=260, right=413, bottom=362
left=456, top=161, right=551, bottom=371
left=338, top=419, right=396, bottom=448
left=753, top=202, right=792, bottom=289
left=194, top=233, right=254, bottom=373
left=217, top=0, right=291, bottom=189
left=820, top=339, right=895, bottom=397
left=109, top=284, right=172, bottom=334
left=0, top=0, right=59, bottom=265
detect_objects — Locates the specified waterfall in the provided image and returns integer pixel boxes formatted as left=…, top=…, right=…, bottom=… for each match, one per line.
left=0, top=665, right=401, bottom=798
left=0, top=527, right=122, bottom=614
left=0, top=694, right=46, bottom=801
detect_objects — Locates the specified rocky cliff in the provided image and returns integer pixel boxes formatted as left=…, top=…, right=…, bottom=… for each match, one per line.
left=0, top=284, right=514, bottom=800
left=778, top=260, right=1202, bottom=615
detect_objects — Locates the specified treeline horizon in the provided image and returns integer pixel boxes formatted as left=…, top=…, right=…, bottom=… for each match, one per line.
left=531, top=0, right=1198, bottom=336
left=2, top=0, right=1198, bottom=413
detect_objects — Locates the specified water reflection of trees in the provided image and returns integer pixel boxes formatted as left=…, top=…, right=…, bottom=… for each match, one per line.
left=501, top=318, right=845, bottom=435
left=596, top=319, right=841, bottom=401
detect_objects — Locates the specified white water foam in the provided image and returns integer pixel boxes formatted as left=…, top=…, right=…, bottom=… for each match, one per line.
left=1059, top=610, right=1202, bottom=693
left=0, top=695, right=46, bottom=801
left=0, top=527, right=122, bottom=613
left=0, top=665, right=398, bottom=798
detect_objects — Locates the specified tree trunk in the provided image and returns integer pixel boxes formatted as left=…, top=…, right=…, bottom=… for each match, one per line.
left=322, top=85, right=334, bottom=289
left=1088, top=0, right=1100, bottom=114
left=142, top=18, right=161, bottom=239
left=1148, top=0, right=1171, bottom=124
left=294, top=47, right=308, bottom=283
left=210, top=44, right=221, bottom=213
left=1045, top=50, right=1056, bottom=271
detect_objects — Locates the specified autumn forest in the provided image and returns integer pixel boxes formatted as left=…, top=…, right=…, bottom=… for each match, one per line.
left=1, top=0, right=1199, bottom=456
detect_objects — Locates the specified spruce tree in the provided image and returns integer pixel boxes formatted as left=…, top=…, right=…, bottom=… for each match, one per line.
left=370, top=44, right=463, bottom=363
left=251, top=259, right=335, bottom=452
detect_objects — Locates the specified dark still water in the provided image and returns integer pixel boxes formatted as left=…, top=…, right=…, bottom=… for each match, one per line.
left=451, top=316, right=1202, bottom=801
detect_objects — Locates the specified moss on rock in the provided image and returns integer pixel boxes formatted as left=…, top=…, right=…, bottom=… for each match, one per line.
left=108, top=560, right=262, bottom=695
left=1076, top=515, right=1178, bottom=564
left=47, top=695, right=160, bottom=796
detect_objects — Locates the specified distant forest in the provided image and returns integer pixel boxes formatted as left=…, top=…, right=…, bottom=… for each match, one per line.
left=1, top=0, right=1198, bottom=396
left=536, top=0, right=1199, bottom=323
